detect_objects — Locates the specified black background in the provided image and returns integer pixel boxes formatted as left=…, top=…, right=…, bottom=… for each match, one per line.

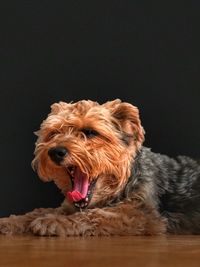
left=0, top=1, right=200, bottom=216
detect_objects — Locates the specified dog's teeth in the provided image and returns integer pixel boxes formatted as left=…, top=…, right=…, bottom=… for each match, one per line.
left=67, top=166, right=76, bottom=177
left=85, top=197, right=89, bottom=202
left=75, top=203, right=80, bottom=208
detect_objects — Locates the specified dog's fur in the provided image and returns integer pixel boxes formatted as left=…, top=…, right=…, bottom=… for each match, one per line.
left=0, top=99, right=200, bottom=236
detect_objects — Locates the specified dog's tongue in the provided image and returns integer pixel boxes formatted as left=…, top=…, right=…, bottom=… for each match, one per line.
left=67, top=168, right=89, bottom=202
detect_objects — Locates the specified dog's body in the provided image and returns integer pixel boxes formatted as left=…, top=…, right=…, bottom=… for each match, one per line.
left=0, top=99, right=199, bottom=236
left=127, top=147, right=200, bottom=234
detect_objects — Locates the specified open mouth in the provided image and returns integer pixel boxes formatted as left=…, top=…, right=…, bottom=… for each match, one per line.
left=66, top=166, right=95, bottom=209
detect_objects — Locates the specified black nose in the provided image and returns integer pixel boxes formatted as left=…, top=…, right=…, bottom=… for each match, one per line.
left=48, top=147, right=68, bottom=164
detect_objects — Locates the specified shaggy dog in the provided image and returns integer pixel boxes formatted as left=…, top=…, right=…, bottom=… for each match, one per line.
left=0, top=99, right=200, bottom=236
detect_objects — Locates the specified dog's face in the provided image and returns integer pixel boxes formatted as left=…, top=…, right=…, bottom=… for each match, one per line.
left=32, top=99, right=144, bottom=208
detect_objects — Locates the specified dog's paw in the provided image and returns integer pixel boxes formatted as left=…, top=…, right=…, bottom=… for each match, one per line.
left=0, top=219, right=13, bottom=235
left=29, top=214, right=69, bottom=236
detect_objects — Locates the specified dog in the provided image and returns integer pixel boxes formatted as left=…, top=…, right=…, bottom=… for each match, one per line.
left=0, top=99, right=200, bottom=236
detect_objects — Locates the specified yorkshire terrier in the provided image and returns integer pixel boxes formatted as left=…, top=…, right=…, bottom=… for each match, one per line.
left=0, top=99, right=200, bottom=236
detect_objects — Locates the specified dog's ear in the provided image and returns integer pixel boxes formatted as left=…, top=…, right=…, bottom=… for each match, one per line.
left=103, top=99, right=145, bottom=147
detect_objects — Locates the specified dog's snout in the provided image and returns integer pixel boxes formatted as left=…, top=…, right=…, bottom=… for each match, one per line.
left=48, top=147, right=68, bottom=164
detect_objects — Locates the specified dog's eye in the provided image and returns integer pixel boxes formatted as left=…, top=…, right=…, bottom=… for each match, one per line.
left=81, top=128, right=99, bottom=138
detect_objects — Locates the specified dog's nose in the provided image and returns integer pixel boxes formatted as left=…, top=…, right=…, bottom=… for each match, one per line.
left=48, top=147, right=68, bottom=164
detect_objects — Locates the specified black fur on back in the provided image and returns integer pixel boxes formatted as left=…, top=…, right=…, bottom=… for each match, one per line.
left=124, top=147, right=200, bottom=234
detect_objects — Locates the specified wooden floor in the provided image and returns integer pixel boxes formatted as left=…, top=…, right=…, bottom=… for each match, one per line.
left=0, top=235, right=200, bottom=267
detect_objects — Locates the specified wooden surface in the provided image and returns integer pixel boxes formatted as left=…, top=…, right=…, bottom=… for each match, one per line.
left=0, top=235, right=200, bottom=267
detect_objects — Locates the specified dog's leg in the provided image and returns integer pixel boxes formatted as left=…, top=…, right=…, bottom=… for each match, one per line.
left=0, top=205, right=72, bottom=235
left=30, top=200, right=166, bottom=236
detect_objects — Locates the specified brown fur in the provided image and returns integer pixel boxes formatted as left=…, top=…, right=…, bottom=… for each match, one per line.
left=0, top=99, right=166, bottom=236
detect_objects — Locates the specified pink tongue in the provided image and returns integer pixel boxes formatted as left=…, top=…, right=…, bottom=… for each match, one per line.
left=67, top=168, right=89, bottom=202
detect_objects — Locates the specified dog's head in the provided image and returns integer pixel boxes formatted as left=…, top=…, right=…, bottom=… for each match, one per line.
left=32, top=99, right=144, bottom=208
